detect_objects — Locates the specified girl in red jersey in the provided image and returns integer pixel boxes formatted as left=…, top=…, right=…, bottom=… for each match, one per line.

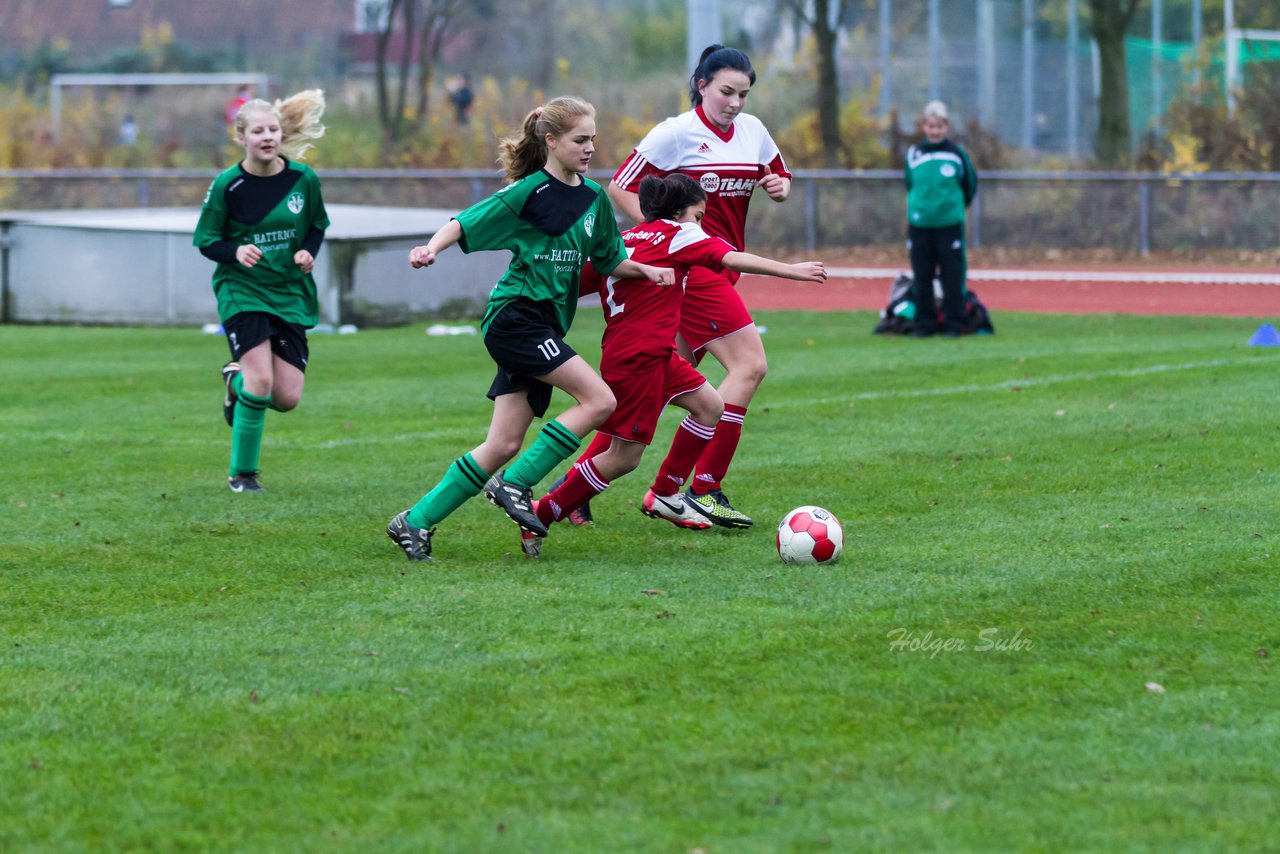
left=607, top=44, right=793, bottom=529
left=520, top=174, right=825, bottom=558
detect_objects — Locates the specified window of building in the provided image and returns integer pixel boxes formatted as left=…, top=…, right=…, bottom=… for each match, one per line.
left=355, top=0, right=391, bottom=33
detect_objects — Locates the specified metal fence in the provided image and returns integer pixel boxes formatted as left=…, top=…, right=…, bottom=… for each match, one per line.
left=3, top=168, right=1279, bottom=256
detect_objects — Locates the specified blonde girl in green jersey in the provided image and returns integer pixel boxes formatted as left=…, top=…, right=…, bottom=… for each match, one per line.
left=193, top=90, right=329, bottom=493
left=387, top=96, right=675, bottom=562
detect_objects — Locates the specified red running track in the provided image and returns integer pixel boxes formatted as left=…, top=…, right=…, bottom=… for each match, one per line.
left=738, top=267, right=1280, bottom=317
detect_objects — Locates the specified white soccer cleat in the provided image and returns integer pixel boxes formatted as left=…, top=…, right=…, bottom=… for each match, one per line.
left=640, top=489, right=712, bottom=530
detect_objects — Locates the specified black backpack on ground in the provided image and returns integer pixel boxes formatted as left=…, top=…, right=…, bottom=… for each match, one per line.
left=872, top=273, right=995, bottom=336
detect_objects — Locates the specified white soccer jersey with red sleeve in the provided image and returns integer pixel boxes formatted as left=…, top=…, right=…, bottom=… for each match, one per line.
left=599, top=219, right=734, bottom=361
left=611, top=106, right=790, bottom=256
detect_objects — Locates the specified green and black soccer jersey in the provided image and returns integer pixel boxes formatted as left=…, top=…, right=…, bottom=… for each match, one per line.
left=193, top=159, right=330, bottom=327
left=904, top=139, right=977, bottom=229
left=456, top=170, right=629, bottom=336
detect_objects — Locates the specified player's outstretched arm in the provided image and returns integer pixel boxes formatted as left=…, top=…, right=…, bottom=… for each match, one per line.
left=409, top=219, right=463, bottom=269
left=613, top=258, right=676, bottom=286
left=723, top=251, right=826, bottom=283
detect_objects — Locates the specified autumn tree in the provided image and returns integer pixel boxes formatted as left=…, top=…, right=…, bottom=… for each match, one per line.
left=374, top=0, right=481, bottom=142
left=777, top=0, right=848, bottom=166
left=1088, top=0, right=1144, bottom=166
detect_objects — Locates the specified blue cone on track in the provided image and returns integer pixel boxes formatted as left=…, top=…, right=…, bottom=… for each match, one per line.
left=1248, top=323, right=1280, bottom=347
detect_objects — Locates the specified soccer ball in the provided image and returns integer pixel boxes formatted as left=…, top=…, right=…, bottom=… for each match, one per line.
left=776, top=506, right=843, bottom=565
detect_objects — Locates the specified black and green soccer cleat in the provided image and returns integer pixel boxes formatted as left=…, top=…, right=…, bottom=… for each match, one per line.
left=386, top=510, right=435, bottom=562
left=685, top=488, right=753, bottom=529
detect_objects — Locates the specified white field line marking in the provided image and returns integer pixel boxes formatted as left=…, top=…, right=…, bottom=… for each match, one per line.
left=787, top=357, right=1263, bottom=406
left=777, top=267, right=1280, bottom=286
left=9, top=430, right=455, bottom=449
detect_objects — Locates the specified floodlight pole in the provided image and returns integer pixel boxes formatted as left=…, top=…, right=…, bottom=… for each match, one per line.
left=1152, top=0, right=1163, bottom=133
left=1022, top=0, right=1035, bottom=151
left=1225, top=0, right=1236, bottom=115
left=1191, top=0, right=1202, bottom=87
left=686, top=0, right=722, bottom=80
left=1067, top=0, right=1080, bottom=160
left=878, top=0, right=892, bottom=119
left=927, top=0, right=940, bottom=102
left=977, top=0, right=996, bottom=126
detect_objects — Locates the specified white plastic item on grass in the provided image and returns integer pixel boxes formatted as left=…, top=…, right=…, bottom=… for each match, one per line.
left=426, top=324, right=478, bottom=336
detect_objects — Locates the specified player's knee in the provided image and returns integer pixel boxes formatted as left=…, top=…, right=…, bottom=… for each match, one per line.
left=585, top=388, right=616, bottom=426
left=272, top=392, right=300, bottom=412
left=613, top=446, right=644, bottom=476
left=242, top=375, right=273, bottom=399
left=613, top=456, right=641, bottom=477
left=735, top=355, right=767, bottom=389
left=486, top=437, right=523, bottom=462
left=692, top=395, right=724, bottom=425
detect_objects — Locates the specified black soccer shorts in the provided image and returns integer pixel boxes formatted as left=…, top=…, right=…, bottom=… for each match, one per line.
left=483, top=298, right=578, bottom=418
left=222, top=311, right=310, bottom=373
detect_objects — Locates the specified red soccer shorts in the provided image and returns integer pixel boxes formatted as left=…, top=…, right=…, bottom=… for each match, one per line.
left=599, top=351, right=708, bottom=445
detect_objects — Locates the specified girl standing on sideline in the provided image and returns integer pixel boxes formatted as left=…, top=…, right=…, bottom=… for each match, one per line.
left=387, top=96, right=675, bottom=562
left=193, top=90, right=329, bottom=493
left=904, top=100, right=977, bottom=337
left=607, top=44, right=792, bottom=530
left=520, top=174, right=826, bottom=558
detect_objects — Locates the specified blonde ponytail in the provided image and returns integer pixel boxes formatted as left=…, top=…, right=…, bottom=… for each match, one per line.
left=276, top=89, right=326, bottom=160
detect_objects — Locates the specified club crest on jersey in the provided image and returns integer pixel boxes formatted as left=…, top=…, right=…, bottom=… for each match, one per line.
left=583, top=213, right=595, bottom=237
left=940, top=164, right=957, bottom=178
left=287, top=192, right=305, bottom=214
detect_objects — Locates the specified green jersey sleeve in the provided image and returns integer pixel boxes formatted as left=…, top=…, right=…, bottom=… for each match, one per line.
left=304, top=166, right=331, bottom=231
left=455, top=190, right=519, bottom=253
left=192, top=173, right=230, bottom=249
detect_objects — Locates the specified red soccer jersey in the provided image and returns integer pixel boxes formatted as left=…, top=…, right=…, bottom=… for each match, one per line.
left=611, top=106, right=790, bottom=283
left=593, top=219, right=734, bottom=362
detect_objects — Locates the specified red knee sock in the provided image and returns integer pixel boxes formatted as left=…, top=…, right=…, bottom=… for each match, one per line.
left=536, top=458, right=610, bottom=525
left=573, top=431, right=612, bottom=467
left=652, top=416, right=717, bottom=497
left=691, top=403, right=745, bottom=495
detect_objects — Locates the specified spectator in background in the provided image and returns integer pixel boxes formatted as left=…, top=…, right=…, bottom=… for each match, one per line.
left=117, top=114, right=139, bottom=146
left=903, top=100, right=978, bottom=337
left=446, top=74, right=473, bottom=125
left=224, top=84, right=254, bottom=129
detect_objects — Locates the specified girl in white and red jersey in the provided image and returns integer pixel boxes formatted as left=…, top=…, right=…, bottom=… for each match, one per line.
left=607, top=44, right=793, bottom=530
left=520, top=175, right=824, bottom=558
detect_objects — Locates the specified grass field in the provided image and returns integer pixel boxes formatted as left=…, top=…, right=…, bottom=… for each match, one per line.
left=3, top=310, right=1278, bottom=851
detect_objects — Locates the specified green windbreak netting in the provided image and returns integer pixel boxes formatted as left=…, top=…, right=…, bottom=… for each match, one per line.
left=1126, top=34, right=1280, bottom=132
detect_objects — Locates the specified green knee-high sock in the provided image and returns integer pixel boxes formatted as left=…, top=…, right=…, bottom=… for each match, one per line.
left=231, top=372, right=287, bottom=413
left=232, top=373, right=290, bottom=414
left=407, top=453, right=489, bottom=529
left=229, top=387, right=271, bottom=476
left=505, top=419, right=582, bottom=489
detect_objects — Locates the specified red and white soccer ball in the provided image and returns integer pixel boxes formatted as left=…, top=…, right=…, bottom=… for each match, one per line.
left=776, top=506, right=843, bottom=565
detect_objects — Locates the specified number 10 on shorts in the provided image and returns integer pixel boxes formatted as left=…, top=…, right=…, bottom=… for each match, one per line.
left=537, top=338, right=561, bottom=360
